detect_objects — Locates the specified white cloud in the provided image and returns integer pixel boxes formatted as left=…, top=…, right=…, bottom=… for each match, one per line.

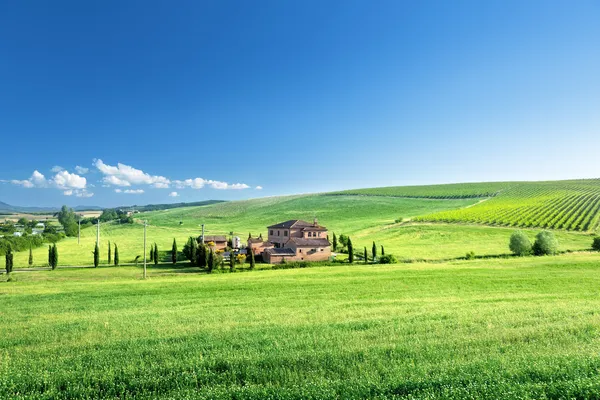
left=168, top=191, right=179, bottom=197
left=11, top=170, right=48, bottom=188
left=75, top=166, right=89, bottom=174
left=51, top=166, right=64, bottom=173
left=63, top=190, right=73, bottom=196
left=94, top=159, right=170, bottom=188
left=75, top=189, right=94, bottom=198
left=256, top=186, right=263, bottom=190
left=115, top=188, right=144, bottom=194
left=52, top=170, right=87, bottom=189
left=103, top=175, right=131, bottom=187
left=173, top=178, right=250, bottom=190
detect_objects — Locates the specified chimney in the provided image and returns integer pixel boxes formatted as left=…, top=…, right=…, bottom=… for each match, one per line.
left=313, top=217, right=318, bottom=226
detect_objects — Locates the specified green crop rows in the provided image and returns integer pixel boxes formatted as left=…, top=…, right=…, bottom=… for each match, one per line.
left=329, top=182, right=514, bottom=199
left=415, top=179, right=600, bottom=232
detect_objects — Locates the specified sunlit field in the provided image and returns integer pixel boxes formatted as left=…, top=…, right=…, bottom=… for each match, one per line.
left=3, top=254, right=600, bottom=399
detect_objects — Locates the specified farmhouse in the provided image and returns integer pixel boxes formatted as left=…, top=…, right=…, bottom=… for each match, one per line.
left=201, top=235, right=228, bottom=250
left=259, top=219, right=331, bottom=263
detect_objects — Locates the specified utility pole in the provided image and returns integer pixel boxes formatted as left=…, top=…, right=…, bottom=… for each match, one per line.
left=143, top=220, right=147, bottom=279
left=78, top=216, right=81, bottom=245
left=201, top=224, right=205, bottom=244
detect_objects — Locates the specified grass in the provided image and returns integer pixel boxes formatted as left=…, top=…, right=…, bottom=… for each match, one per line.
left=330, top=181, right=515, bottom=198
left=3, top=253, right=600, bottom=398
left=416, top=179, right=600, bottom=232
left=2, top=195, right=478, bottom=268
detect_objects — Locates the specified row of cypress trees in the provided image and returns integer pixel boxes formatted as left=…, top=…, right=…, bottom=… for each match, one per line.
left=93, top=243, right=119, bottom=267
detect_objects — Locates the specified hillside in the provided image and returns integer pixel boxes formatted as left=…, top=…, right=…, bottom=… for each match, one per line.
left=414, top=179, right=600, bottom=232
left=330, top=182, right=515, bottom=199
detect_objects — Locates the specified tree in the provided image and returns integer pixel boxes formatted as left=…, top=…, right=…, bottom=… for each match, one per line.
left=154, top=243, right=159, bottom=265
left=339, top=234, right=349, bottom=248
left=51, top=244, right=58, bottom=269
left=17, top=217, right=28, bottom=226
left=208, top=250, right=215, bottom=273
left=99, top=209, right=118, bottom=222
left=108, top=241, right=112, bottom=264
left=509, top=230, right=532, bottom=256
left=93, top=244, right=99, bottom=268
left=332, top=233, right=337, bottom=251
left=196, top=243, right=206, bottom=267
left=372, top=241, right=377, bottom=261
left=364, top=247, right=368, bottom=264
left=28, top=245, right=33, bottom=267
left=149, top=244, right=154, bottom=262
left=533, top=231, right=559, bottom=256
left=381, top=245, right=385, bottom=256
left=5, top=246, right=13, bottom=275
left=172, top=239, right=177, bottom=264
left=248, top=248, right=255, bottom=270
left=379, top=254, right=397, bottom=264
left=348, top=237, right=354, bottom=263
left=229, top=251, right=235, bottom=272
left=183, top=237, right=196, bottom=264
left=57, top=205, right=78, bottom=237
left=114, top=243, right=119, bottom=266
left=592, top=237, right=600, bottom=251
left=237, top=254, right=246, bottom=267
left=48, top=245, right=52, bottom=267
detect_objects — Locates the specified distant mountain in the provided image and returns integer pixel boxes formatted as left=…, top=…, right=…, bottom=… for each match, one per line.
left=0, top=201, right=102, bottom=214
left=118, top=200, right=226, bottom=212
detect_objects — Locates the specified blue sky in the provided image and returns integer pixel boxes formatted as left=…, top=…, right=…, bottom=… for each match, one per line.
left=1, top=0, right=599, bottom=207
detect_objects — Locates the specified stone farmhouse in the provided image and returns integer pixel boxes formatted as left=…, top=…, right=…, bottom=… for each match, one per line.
left=202, top=235, right=228, bottom=251
left=248, top=219, right=331, bottom=263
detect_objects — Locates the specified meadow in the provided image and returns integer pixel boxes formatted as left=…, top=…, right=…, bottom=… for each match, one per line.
left=2, top=190, right=597, bottom=269
left=3, top=254, right=600, bottom=399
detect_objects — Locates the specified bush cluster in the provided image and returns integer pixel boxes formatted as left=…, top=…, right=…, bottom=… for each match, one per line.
left=509, top=230, right=558, bottom=256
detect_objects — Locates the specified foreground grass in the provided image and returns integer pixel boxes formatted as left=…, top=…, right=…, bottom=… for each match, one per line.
left=2, top=254, right=600, bottom=399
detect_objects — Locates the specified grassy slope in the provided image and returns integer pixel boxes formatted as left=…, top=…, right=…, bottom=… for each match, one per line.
left=416, top=179, right=600, bottom=232
left=330, top=181, right=515, bottom=198
left=2, top=195, right=478, bottom=268
left=3, top=254, right=600, bottom=398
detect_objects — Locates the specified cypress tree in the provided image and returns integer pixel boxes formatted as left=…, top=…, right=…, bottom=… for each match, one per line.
left=108, top=240, right=112, bottom=264
left=114, top=243, right=119, bottom=266
left=372, top=241, right=377, bottom=261
left=172, top=238, right=177, bottom=264
left=154, top=243, right=159, bottom=265
left=229, top=251, right=235, bottom=272
left=51, top=244, right=58, bottom=269
left=348, top=238, right=354, bottom=264
left=93, top=244, right=99, bottom=268
left=248, top=247, right=254, bottom=270
left=364, top=247, right=368, bottom=264
left=149, top=244, right=154, bottom=262
left=48, top=245, right=52, bottom=267
left=208, top=250, right=214, bottom=273
left=381, top=245, right=385, bottom=256
left=5, top=246, right=13, bottom=275
left=28, top=245, right=33, bottom=267
left=332, top=233, right=337, bottom=251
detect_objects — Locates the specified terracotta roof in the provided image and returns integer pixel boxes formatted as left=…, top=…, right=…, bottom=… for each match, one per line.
left=288, top=237, right=330, bottom=247
left=267, top=219, right=326, bottom=230
left=203, top=235, right=227, bottom=242
left=264, top=248, right=296, bottom=256
left=301, top=226, right=327, bottom=231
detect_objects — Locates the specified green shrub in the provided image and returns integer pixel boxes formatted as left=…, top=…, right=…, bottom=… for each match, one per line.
left=465, top=251, right=476, bottom=260
left=592, top=237, right=600, bottom=251
left=509, top=230, right=532, bottom=256
left=378, top=254, right=397, bottom=264
left=532, top=230, right=559, bottom=256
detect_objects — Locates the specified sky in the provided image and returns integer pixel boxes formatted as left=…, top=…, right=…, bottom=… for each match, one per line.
left=1, top=0, right=599, bottom=207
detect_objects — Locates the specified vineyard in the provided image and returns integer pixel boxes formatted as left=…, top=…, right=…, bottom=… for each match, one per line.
left=415, top=179, right=600, bottom=232
left=330, top=182, right=514, bottom=199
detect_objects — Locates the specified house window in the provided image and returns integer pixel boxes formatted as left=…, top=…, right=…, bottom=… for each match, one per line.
left=299, top=249, right=302, bottom=253
left=284, top=231, right=288, bottom=237
left=277, top=230, right=280, bottom=236
left=308, top=232, right=312, bottom=237
left=321, top=249, right=324, bottom=251
left=270, top=230, right=273, bottom=235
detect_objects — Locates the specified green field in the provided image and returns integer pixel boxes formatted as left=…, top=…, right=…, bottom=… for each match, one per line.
left=3, top=254, right=600, bottom=399
left=331, top=181, right=515, bottom=199
left=2, top=189, right=598, bottom=269
left=415, top=180, right=600, bottom=232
